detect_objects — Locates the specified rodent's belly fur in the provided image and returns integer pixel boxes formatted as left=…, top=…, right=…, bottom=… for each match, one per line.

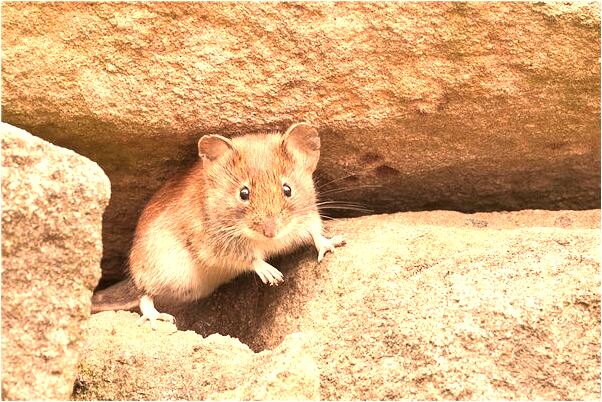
left=130, top=212, right=312, bottom=303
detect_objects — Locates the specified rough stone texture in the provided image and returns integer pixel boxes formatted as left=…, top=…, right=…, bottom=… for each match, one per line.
left=1, top=123, right=110, bottom=400
left=1, top=2, right=600, bottom=286
left=74, top=311, right=320, bottom=400
left=87, top=210, right=600, bottom=400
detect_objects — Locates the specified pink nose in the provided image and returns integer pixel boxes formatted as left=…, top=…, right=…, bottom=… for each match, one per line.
left=261, top=221, right=277, bottom=238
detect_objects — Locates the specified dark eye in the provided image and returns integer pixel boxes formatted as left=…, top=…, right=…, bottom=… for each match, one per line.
left=283, top=183, right=292, bottom=197
left=239, top=186, right=250, bottom=201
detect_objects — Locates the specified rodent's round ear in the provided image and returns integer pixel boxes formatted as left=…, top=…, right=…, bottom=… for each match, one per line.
left=282, top=122, right=320, bottom=171
left=198, top=135, right=235, bottom=162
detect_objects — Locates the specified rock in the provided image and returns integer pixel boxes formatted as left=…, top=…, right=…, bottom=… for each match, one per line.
left=1, top=2, right=600, bottom=286
left=73, top=311, right=320, bottom=400
left=1, top=123, right=110, bottom=400
left=152, top=210, right=598, bottom=400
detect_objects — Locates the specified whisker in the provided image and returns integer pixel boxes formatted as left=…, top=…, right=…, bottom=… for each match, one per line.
left=318, top=205, right=373, bottom=213
left=319, top=214, right=345, bottom=222
left=316, top=201, right=368, bottom=207
left=316, top=199, right=366, bottom=204
left=315, top=168, right=378, bottom=190
left=318, top=184, right=383, bottom=196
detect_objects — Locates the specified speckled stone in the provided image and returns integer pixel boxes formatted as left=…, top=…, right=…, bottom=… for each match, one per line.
left=1, top=123, right=110, bottom=400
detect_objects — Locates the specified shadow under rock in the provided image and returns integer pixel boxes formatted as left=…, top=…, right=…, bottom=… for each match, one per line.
left=157, top=248, right=310, bottom=352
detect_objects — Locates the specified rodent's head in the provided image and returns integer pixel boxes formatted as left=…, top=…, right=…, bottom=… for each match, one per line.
left=198, top=122, right=320, bottom=244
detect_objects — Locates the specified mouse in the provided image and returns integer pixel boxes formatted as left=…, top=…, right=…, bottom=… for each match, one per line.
left=93, top=122, right=345, bottom=329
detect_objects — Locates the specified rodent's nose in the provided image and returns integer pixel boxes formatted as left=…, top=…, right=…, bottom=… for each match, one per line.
left=261, top=220, right=277, bottom=238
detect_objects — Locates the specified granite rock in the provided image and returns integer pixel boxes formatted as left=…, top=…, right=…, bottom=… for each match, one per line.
left=1, top=123, right=110, bottom=400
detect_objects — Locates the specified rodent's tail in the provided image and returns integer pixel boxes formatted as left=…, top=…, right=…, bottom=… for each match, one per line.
left=91, top=278, right=140, bottom=313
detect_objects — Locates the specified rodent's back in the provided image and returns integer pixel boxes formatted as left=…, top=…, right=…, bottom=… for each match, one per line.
left=129, top=164, right=213, bottom=300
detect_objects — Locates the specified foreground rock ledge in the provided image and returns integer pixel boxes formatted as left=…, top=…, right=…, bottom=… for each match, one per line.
left=1, top=123, right=110, bottom=400
left=75, top=313, right=320, bottom=400
left=80, top=210, right=600, bottom=400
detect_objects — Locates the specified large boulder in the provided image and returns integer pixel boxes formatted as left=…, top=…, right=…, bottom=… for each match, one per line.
left=1, top=124, right=110, bottom=400
left=84, top=210, right=600, bottom=400
left=1, top=2, right=600, bottom=286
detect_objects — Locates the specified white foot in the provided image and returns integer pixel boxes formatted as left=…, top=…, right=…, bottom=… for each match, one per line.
left=137, top=295, right=175, bottom=330
left=253, top=259, right=284, bottom=286
left=313, top=234, right=346, bottom=262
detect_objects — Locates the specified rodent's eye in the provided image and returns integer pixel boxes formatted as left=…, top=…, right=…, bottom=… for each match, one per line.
left=239, top=186, right=250, bottom=201
left=282, top=183, right=292, bottom=198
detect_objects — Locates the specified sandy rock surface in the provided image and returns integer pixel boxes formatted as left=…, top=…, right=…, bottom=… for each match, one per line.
left=1, top=124, right=110, bottom=400
left=75, top=311, right=319, bottom=400
left=84, top=210, right=600, bottom=400
left=2, top=2, right=599, bottom=286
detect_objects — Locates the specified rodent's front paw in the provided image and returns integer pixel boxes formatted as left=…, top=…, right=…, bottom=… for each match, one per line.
left=254, top=261, right=284, bottom=286
left=315, top=234, right=346, bottom=262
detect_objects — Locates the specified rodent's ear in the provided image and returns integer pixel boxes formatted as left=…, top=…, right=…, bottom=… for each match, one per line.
left=198, top=135, right=235, bottom=162
left=282, top=122, right=320, bottom=172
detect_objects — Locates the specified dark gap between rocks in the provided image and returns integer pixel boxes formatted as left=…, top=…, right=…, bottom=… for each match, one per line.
left=92, top=157, right=599, bottom=351
left=30, top=120, right=595, bottom=352
left=93, top=248, right=308, bottom=353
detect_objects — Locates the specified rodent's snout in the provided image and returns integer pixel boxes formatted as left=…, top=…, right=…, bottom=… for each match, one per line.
left=249, top=216, right=284, bottom=239
left=260, top=219, right=277, bottom=238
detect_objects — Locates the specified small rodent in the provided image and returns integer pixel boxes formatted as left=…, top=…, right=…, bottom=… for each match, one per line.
left=102, top=122, right=345, bottom=329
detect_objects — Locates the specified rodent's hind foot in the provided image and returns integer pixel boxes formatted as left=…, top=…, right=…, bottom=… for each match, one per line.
left=253, top=259, right=284, bottom=286
left=314, top=234, right=346, bottom=262
left=137, top=312, right=175, bottom=331
left=138, top=295, right=176, bottom=331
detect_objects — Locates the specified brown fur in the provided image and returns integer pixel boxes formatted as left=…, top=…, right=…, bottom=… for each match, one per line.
left=128, top=124, right=323, bottom=304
